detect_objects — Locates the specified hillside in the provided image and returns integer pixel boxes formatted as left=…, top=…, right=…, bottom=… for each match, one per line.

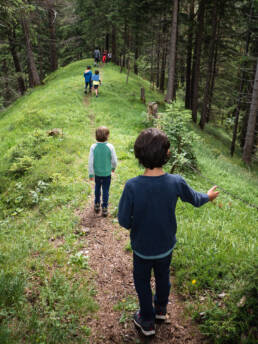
left=0, top=60, right=257, bottom=344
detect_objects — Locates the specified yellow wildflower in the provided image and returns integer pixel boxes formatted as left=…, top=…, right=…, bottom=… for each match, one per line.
left=192, top=279, right=197, bottom=285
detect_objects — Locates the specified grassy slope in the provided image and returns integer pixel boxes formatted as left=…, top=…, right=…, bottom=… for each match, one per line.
left=0, top=60, right=257, bottom=343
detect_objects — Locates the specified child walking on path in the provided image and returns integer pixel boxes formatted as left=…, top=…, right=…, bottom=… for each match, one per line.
left=92, top=70, right=101, bottom=97
left=94, top=47, right=101, bottom=66
left=118, top=128, right=219, bottom=337
left=89, top=126, right=117, bottom=217
left=84, top=66, right=92, bottom=94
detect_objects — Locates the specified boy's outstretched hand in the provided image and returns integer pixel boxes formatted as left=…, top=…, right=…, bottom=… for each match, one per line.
left=207, top=186, right=219, bottom=201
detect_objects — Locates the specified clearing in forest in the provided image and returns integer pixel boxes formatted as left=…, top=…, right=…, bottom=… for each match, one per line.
left=0, top=60, right=257, bottom=344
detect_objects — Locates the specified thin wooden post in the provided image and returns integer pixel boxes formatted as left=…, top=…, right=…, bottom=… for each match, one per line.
left=140, top=87, right=145, bottom=103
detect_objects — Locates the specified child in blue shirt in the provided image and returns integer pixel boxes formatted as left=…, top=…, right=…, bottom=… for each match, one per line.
left=92, top=70, right=101, bottom=97
left=84, top=66, right=92, bottom=94
left=118, top=128, right=219, bottom=337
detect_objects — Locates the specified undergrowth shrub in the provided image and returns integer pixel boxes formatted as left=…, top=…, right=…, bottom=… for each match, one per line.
left=6, top=130, right=54, bottom=178
left=8, top=130, right=51, bottom=162
left=9, top=156, right=35, bottom=176
left=24, top=273, right=96, bottom=343
left=197, top=261, right=258, bottom=343
left=0, top=272, right=25, bottom=308
left=154, top=102, right=199, bottom=173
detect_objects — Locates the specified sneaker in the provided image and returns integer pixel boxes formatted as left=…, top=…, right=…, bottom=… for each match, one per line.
left=94, top=203, right=100, bottom=213
left=102, top=207, right=108, bottom=217
left=133, top=311, right=155, bottom=336
left=155, top=306, right=167, bottom=320
left=84, top=90, right=87, bottom=94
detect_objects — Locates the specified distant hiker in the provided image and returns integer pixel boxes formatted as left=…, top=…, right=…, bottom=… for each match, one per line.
left=107, top=52, right=112, bottom=62
left=89, top=126, right=117, bottom=217
left=92, top=70, right=101, bottom=97
left=83, top=66, right=92, bottom=94
left=102, top=50, right=107, bottom=64
left=118, top=128, right=219, bottom=337
left=94, top=47, right=100, bottom=66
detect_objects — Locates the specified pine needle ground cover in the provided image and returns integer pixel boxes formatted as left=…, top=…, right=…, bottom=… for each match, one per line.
left=0, top=60, right=257, bottom=343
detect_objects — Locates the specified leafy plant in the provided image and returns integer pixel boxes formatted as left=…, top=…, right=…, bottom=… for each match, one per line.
left=154, top=102, right=199, bottom=173
left=114, top=296, right=138, bottom=324
left=9, top=156, right=35, bottom=176
left=68, top=251, right=89, bottom=269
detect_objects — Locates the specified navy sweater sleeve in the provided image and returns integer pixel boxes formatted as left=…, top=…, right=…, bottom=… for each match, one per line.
left=118, top=183, right=133, bottom=229
left=177, top=176, right=209, bottom=207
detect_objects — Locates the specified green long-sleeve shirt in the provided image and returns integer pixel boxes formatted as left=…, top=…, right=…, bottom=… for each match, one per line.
left=88, top=142, right=117, bottom=178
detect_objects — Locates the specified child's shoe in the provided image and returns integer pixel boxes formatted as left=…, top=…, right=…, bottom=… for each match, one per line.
left=133, top=311, right=155, bottom=336
left=155, top=306, right=167, bottom=320
left=84, top=90, right=87, bottom=94
left=102, top=207, right=108, bottom=217
left=94, top=203, right=100, bottom=213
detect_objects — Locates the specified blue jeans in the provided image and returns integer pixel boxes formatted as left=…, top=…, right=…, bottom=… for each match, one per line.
left=133, top=252, right=172, bottom=321
left=95, top=175, right=111, bottom=208
left=85, top=81, right=92, bottom=90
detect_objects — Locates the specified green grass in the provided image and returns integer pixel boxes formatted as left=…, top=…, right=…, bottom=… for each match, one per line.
left=0, top=59, right=257, bottom=343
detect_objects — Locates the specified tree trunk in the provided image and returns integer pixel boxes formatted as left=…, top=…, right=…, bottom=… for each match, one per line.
left=199, top=3, right=218, bottom=130
left=126, top=56, right=130, bottom=84
left=8, top=29, right=26, bottom=95
left=165, top=0, right=179, bottom=103
left=3, top=59, right=12, bottom=107
left=122, top=20, right=128, bottom=68
left=231, top=1, right=253, bottom=156
left=156, top=17, right=162, bottom=89
left=105, top=33, right=109, bottom=51
left=21, top=10, right=41, bottom=87
left=48, top=7, right=58, bottom=72
left=160, top=44, right=167, bottom=93
left=206, top=31, right=219, bottom=123
left=185, top=0, right=194, bottom=109
left=111, top=24, right=117, bottom=64
left=242, top=58, right=258, bottom=164
left=134, top=31, right=139, bottom=75
left=160, top=20, right=168, bottom=93
left=150, top=23, right=155, bottom=89
left=191, top=0, right=205, bottom=122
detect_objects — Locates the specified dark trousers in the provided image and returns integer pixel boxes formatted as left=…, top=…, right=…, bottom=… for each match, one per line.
left=133, top=252, right=172, bottom=321
left=85, top=81, right=92, bottom=90
left=95, top=175, right=111, bottom=208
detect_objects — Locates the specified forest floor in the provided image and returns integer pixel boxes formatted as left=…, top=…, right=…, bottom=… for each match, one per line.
left=80, top=89, right=207, bottom=344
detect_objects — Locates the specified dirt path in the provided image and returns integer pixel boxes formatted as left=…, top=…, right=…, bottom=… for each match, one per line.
left=81, top=90, right=208, bottom=343
left=78, top=203, right=207, bottom=344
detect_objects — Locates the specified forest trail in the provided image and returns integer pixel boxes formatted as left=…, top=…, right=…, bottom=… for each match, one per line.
left=78, top=197, right=207, bottom=344
left=80, top=91, right=208, bottom=344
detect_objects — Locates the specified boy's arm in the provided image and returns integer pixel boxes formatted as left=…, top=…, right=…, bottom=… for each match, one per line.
left=108, top=144, right=117, bottom=172
left=178, top=176, right=218, bottom=207
left=118, top=183, right=133, bottom=229
left=88, top=145, right=95, bottom=179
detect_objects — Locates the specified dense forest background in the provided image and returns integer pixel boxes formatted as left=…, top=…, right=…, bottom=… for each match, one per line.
left=0, top=0, right=258, bottom=163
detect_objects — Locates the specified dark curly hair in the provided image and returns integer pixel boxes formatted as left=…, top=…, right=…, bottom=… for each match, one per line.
left=134, top=128, right=170, bottom=169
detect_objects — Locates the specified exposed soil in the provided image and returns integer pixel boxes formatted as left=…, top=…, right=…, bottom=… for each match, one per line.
left=77, top=201, right=208, bottom=344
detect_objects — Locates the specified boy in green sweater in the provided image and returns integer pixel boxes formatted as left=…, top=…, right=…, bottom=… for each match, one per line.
left=88, top=126, right=117, bottom=217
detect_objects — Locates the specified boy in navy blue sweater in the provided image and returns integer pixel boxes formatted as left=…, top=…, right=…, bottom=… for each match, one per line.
left=118, top=128, right=219, bottom=336
left=84, top=66, right=92, bottom=94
